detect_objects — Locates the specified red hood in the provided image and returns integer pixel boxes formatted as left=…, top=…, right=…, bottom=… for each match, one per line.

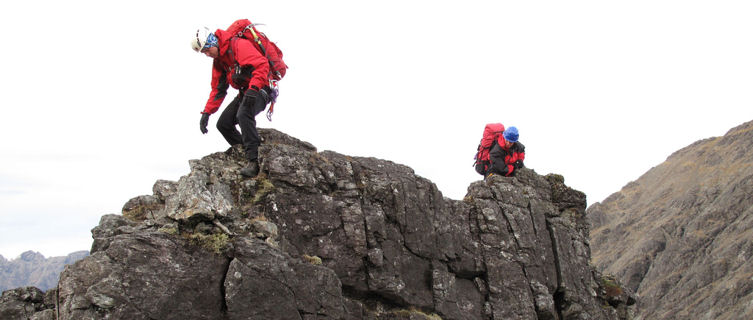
left=213, top=29, right=233, bottom=57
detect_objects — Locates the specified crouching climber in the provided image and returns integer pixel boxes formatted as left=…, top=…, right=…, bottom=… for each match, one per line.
left=488, top=126, right=525, bottom=178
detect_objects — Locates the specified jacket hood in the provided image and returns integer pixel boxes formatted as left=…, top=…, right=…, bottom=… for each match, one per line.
left=213, top=29, right=233, bottom=57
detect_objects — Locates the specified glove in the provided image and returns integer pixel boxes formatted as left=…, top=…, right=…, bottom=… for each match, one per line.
left=200, top=113, right=210, bottom=134
left=242, top=88, right=270, bottom=109
left=258, top=88, right=269, bottom=104
left=241, top=88, right=258, bottom=108
left=499, top=165, right=510, bottom=176
left=514, top=160, right=524, bottom=169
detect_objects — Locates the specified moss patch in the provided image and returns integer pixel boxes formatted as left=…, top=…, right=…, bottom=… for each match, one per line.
left=158, top=226, right=178, bottom=235
left=391, top=308, right=442, bottom=320
left=183, top=232, right=230, bottom=254
left=602, top=276, right=623, bottom=298
left=303, top=254, right=322, bottom=265
left=251, top=175, right=275, bottom=205
left=123, top=203, right=162, bottom=222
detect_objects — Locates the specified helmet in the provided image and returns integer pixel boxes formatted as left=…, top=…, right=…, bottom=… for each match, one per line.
left=191, top=27, right=212, bottom=52
left=503, top=126, right=519, bottom=143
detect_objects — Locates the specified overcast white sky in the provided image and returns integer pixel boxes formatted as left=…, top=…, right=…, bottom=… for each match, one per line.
left=1, top=0, right=752, bottom=259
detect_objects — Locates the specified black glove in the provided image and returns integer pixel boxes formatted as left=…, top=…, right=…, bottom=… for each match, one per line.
left=258, top=88, right=269, bottom=104
left=499, top=165, right=509, bottom=176
left=514, top=160, right=524, bottom=169
left=200, top=113, right=210, bottom=134
left=241, top=89, right=258, bottom=108
left=242, top=88, right=270, bottom=108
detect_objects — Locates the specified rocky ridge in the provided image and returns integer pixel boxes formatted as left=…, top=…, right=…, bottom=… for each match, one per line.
left=588, top=120, right=753, bottom=319
left=2, top=129, right=633, bottom=319
left=0, top=251, right=89, bottom=292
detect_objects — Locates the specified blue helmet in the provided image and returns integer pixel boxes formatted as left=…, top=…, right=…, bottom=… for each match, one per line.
left=503, top=126, right=519, bottom=143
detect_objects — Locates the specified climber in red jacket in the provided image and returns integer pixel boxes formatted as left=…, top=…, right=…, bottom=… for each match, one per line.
left=488, top=126, right=526, bottom=178
left=192, top=27, right=270, bottom=177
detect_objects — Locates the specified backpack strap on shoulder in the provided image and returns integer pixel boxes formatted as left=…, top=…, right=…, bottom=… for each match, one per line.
left=244, top=25, right=266, bottom=54
left=243, top=24, right=282, bottom=80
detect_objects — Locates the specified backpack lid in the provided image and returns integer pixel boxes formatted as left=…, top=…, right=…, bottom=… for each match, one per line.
left=227, top=19, right=253, bottom=37
left=481, top=123, right=505, bottom=148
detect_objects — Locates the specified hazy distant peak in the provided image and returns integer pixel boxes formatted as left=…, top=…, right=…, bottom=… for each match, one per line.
left=19, top=250, right=45, bottom=262
left=0, top=250, right=89, bottom=292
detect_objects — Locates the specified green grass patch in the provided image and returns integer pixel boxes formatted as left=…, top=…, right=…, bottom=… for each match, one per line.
left=251, top=175, right=275, bottom=205
left=123, top=203, right=162, bottom=222
left=158, top=226, right=178, bottom=235
left=602, top=276, right=623, bottom=298
left=392, top=308, right=442, bottom=319
left=183, top=232, right=230, bottom=254
left=303, top=254, right=322, bottom=265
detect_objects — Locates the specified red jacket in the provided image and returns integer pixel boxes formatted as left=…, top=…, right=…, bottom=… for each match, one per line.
left=489, top=138, right=525, bottom=177
left=202, top=29, right=269, bottom=114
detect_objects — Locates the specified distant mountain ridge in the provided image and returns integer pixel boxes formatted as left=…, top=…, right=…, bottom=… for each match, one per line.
left=588, top=120, right=753, bottom=319
left=0, top=250, right=89, bottom=292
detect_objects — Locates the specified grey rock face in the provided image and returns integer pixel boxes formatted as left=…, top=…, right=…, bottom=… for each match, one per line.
left=5, top=128, right=632, bottom=319
left=0, top=286, right=54, bottom=320
left=589, top=120, right=753, bottom=320
left=224, top=238, right=346, bottom=319
left=59, top=227, right=231, bottom=319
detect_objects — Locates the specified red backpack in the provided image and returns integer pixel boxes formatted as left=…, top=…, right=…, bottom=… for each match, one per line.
left=226, top=19, right=288, bottom=120
left=474, top=123, right=505, bottom=175
left=226, top=19, right=287, bottom=81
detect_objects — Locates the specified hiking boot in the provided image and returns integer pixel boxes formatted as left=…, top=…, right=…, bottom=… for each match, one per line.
left=240, top=159, right=260, bottom=177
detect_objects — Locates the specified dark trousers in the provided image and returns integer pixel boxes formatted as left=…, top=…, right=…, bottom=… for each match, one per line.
left=216, top=92, right=266, bottom=160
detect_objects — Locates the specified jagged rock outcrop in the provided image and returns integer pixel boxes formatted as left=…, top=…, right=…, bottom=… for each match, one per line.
left=3, top=129, right=633, bottom=319
left=588, top=120, right=753, bottom=319
left=0, top=251, right=89, bottom=292
left=0, top=286, right=57, bottom=320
